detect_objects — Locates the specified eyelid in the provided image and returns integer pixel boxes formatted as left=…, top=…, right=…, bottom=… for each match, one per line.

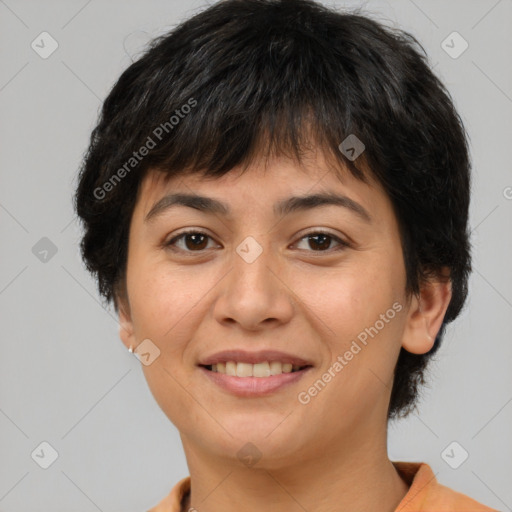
left=165, top=227, right=351, bottom=254
left=165, top=229, right=219, bottom=251
left=294, top=228, right=350, bottom=252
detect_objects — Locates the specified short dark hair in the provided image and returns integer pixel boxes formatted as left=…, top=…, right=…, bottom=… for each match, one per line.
left=74, top=0, right=472, bottom=420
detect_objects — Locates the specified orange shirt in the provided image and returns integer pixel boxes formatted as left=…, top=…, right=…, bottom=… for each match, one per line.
left=147, top=461, right=498, bottom=512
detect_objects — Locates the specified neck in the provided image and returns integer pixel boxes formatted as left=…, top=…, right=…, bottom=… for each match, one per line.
left=180, top=422, right=409, bottom=512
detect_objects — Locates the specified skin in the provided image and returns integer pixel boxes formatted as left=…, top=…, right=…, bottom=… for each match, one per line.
left=118, top=148, right=452, bottom=512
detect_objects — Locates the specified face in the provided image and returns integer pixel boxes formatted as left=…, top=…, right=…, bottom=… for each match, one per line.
left=118, top=150, right=448, bottom=468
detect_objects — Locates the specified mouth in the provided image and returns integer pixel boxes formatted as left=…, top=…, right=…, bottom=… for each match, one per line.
left=197, top=350, right=314, bottom=396
left=199, top=361, right=312, bottom=377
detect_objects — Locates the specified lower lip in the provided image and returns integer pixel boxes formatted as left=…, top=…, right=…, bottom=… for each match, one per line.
left=198, top=366, right=312, bottom=397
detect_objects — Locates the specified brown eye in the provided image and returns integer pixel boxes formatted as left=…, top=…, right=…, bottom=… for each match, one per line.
left=295, top=232, right=349, bottom=252
left=166, top=231, right=214, bottom=252
left=165, top=230, right=349, bottom=255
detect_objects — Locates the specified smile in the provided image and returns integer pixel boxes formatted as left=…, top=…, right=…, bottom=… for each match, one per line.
left=199, top=363, right=313, bottom=397
left=197, top=349, right=314, bottom=396
left=202, top=361, right=311, bottom=377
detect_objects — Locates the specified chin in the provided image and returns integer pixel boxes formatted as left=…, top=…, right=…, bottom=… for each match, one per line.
left=209, top=416, right=308, bottom=460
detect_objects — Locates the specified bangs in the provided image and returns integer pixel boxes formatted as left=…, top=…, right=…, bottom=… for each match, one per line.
left=152, top=110, right=369, bottom=186
left=100, top=6, right=382, bottom=191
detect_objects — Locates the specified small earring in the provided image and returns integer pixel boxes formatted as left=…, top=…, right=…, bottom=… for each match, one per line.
left=128, top=345, right=133, bottom=353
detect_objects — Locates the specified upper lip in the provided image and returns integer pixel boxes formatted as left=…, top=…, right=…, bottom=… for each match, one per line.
left=198, top=349, right=314, bottom=367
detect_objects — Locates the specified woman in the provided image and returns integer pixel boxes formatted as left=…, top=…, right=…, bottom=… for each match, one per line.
left=74, top=0, right=497, bottom=510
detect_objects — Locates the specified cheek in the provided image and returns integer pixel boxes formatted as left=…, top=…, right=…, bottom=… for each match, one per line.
left=312, top=256, right=406, bottom=383
left=127, top=255, right=197, bottom=339
left=128, top=262, right=204, bottom=429
left=317, top=264, right=399, bottom=334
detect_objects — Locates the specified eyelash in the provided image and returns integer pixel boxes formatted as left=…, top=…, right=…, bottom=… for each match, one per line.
left=164, top=229, right=350, bottom=255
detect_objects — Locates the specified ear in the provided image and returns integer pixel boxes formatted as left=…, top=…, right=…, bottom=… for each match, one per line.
left=117, top=295, right=136, bottom=351
left=402, top=269, right=452, bottom=355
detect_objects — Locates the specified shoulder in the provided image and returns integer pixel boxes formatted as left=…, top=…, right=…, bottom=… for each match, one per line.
left=146, top=476, right=191, bottom=512
left=393, top=461, right=498, bottom=512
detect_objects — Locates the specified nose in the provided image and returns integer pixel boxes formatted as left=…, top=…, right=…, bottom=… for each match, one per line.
left=212, top=236, right=295, bottom=331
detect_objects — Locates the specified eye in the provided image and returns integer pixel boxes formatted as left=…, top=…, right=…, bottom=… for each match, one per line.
left=165, top=229, right=349, bottom=254
left=165, top=230, right=217, bottom=253
left=294, top=231, right=349, bottom=253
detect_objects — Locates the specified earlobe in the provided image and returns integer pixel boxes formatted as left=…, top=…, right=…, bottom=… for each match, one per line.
left=402, top=270, right=452, bottom=355
left=118, top=299, right=136, bottom=351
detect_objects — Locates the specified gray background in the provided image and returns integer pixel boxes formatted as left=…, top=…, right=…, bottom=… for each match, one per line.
left=0, top=0, right=511, bottom=510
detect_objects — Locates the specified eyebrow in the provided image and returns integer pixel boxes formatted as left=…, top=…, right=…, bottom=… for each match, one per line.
left=144, top=191, right=372, bottom=223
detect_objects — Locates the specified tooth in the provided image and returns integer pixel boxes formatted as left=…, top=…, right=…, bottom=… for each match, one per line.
left=225, top=361, right=237, bottom=376
left=253, top=361, right=270, bottom=377
left=282, top=363, right=293, bottom=373
left=269, top=361, right=283, bottom=375
left=212, top=360, right=302, bottom=377
left=236, top=362, right=253, bottom=377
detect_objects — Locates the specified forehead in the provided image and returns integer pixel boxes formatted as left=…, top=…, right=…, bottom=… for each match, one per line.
left=136, top=150, right=385, bottom=213
left=129, top=149, right=400, bottom=240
